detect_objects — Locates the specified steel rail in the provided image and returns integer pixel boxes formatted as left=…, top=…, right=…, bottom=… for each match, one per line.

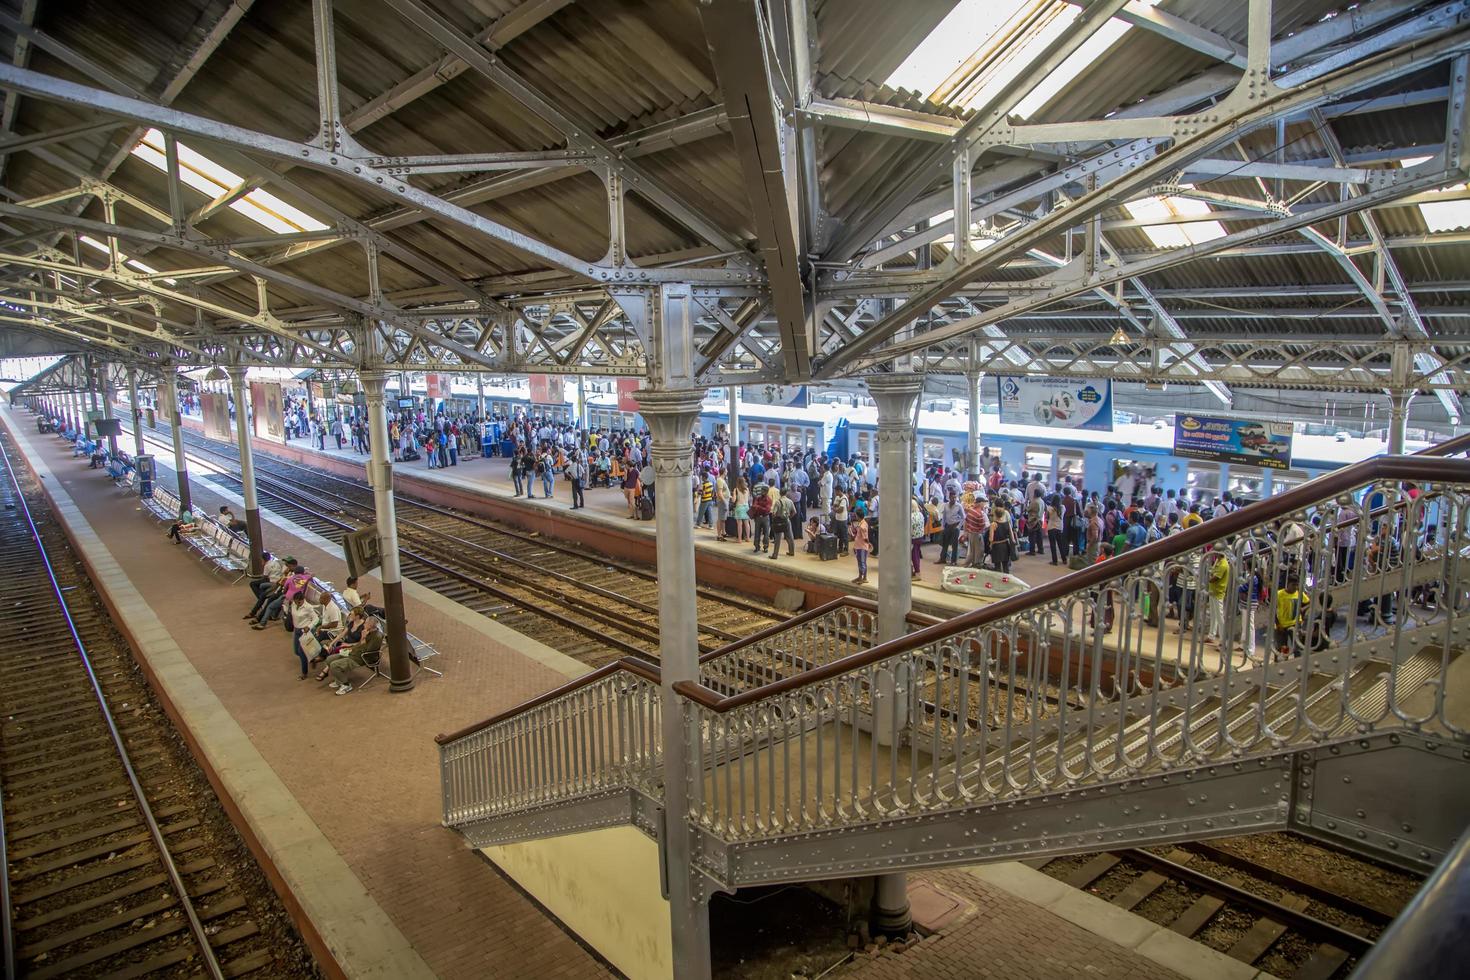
left=126, top=413, right=781, bottom=623
left=0, top=435, right=227, bottom=980
left=1120, top=848, right=1376, bottom=955
left=149, top=413, right=780, bottom=618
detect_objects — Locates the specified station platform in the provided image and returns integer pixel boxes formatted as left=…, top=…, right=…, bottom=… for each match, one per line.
left=14, top=406, right=1271, bottom=980
left=168, top=411, right=1075, bottom=617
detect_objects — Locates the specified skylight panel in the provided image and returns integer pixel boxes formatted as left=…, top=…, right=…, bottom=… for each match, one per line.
left=1123, top=188, right=1226, bottom=247
left=131, top=129, right=327, bottom=235
left=887, top=0, right=1158, bottom=116
left=78, top=235, right=176, bottom=284
left=1399, top=155, right=1470, bottom=232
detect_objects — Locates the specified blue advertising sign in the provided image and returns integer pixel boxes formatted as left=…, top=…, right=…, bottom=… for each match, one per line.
left=996, top=376, right=1113, bottom=431
left=1173, top=414, right=1294, bottom=470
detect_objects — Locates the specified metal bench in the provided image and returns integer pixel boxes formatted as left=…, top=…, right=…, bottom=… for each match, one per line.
left=142, top=485, right=181, bottom=523
left=116, top=468, right=137, bottom=495
left=182, top=520, right=250, bottom=582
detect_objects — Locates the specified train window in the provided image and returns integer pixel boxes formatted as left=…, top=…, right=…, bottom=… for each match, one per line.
left=1057, top=450, right=1084, bottom=484
left=922, top=437, right=945, bottom=463
left=806, top=428, right=818, bottom=451
left=1227, top=466, right=1264, bottom=501
left=786, top=426, right=804, bottom=450
left=1186, top=461, right=1222, bottom=503
left=1024, top=447, right=1053, bottom=480
left=857, top=431, right=870, bottom=460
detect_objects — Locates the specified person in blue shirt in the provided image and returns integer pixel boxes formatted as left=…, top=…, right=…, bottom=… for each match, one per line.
left=1125, top=514, right=1149, bottom=551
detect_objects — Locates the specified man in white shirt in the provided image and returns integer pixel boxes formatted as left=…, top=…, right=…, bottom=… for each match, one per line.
left=341, top=575, right=370, bottom=610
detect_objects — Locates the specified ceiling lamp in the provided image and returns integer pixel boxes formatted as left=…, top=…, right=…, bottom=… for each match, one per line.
left=204, top=365, right=228, bottom=382
left=1109, top=326, right=1129, bottom=346
left=338, top=377, right=360, bottom=395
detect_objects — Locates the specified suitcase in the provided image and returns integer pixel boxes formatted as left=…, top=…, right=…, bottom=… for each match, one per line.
left=816, top=532, right=839, bottom=561
left=724, top=516, right=738, bottom=537
left=638, top=496, right=655, bottom=521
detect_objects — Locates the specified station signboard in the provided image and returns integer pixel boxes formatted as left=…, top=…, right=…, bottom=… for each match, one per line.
left=425, top=372, right=446, bottom=399
left=1173, top=414, right=1294, bottom=470
left=201, top=391, right=231, bottom=441
left=529, top=374, right=566, bottom=405
left=996, top=376, right=1113, bottom=431
left=616, top=378, right=641, bottom=413
left=741, top=384, right=807, bottom=408
left=250, top=381, right=285, bottom=443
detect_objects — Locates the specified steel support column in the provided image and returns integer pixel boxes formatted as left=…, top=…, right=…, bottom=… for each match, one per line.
left=100, top=364, right=117, bottom=455
left=160, top=370, right=191, bottom=512
left=864, top=373, right=923, bottom=938
left=966, top=364, right=982, bottom=481
left=726, top=385, right=740, bottom=474
left=361, top=372, right=415, bottom=693
left=1389, top=389, right=1416, bottom=453
left=127, top=367, right=144, bottom=458
left=227, top=366, right=265, bottom=575
left=633, top=386, right=711, bottom=980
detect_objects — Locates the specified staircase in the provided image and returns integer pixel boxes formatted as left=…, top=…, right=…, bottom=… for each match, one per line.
left=437, top=441, right=1470, bottom=893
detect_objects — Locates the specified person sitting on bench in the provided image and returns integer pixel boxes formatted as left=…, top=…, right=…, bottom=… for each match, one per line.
left=324, top=617, right=384, bottom=696
left=166, top=506, right=198, bottom=542
left=250, top=566, right=311, bottom=629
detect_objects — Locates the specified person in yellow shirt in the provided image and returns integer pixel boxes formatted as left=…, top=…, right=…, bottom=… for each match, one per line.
left=1180, top=502, right=1204, bottom=530
left=1273, top=573, right=1309, bottom=659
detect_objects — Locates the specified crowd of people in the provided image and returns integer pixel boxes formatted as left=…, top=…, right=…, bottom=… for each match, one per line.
left=174, top=393, right=1431, bottom=669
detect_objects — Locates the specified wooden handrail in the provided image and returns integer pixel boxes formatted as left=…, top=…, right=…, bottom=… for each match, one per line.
left=438, top=431, right=1470, bottom=744
left=673, top=451, right=1470, bottom=712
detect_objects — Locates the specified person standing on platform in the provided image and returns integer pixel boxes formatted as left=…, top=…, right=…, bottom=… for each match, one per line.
left=1084, top=504, right=1102, bottom=563
left=511, top=449, right=526, bottom=496
left=909, top=498, right=927, bottom=580
left=695, top=469, right=715, bottom=529
left=539, top=446, right=556, bottom=498
left=750, top=484, right=772, bottom=554
left=622, top=462, right=641, bottom=518
left=850, top=511, right=871, bottom=585
left=714, top=469, right=731, bottom=541
left=817, top=464, right=833, bottom=518
left=569, top=452, right=587, bottom=510
left=938, top=489, right=963, bottom=565
left=987, top=504, right=1018, bottom=573
left=732, top=477, right=751, bottom=543
left=768, top=488, right=797, bottom=559
left=831, top=490, right=850, bottom=556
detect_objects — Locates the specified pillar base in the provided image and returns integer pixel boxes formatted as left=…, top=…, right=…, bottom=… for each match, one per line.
left=872, top=872, right=912, bottom=936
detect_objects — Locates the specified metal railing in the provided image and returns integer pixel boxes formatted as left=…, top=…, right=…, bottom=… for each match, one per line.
left=674, top=454, right=1470, bottom=840
left=1348, top=823, right=1470, bottom=978
left=439, top=437, right=1470, bottom=842
left=438, top=658, right=662, bottom=827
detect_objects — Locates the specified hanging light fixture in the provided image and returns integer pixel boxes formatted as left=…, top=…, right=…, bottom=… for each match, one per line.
left=1109, top=325, right=1129, bottom=346
left=204, top=364, right=228, bottom=382
left=337, top=374, right=360, bottom=395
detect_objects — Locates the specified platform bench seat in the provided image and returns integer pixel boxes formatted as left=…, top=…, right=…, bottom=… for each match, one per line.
left=182, top=520, right=250, bottom=583
left=142, top=486, right=181, bottom=523
left=116, top=468, right=137, bottom=495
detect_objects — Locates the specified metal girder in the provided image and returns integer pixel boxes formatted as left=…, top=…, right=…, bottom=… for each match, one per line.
left=698, top=0, right=810, bottom=378
left=380, top=0, right=753, bottom=268
left=816, top=20, right=1470, bottom=377
left=342, top=0, right=573, bottom=132
left=917, top=332, right=1470, bottom=393
left=1063, top=0, right=1246, bottom=66
left=825, top=0, right=1132, bottom=262
left=0, top=0, right=37, bottom=183
left=0, top=63, right=757, bottom=287
left=837, top=162, right=1468, bottom=373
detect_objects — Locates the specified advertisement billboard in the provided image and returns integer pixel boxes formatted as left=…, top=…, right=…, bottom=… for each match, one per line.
left=201, top=391, right=232, bottom=441
left=996, top=376, right=1113, bottom=431
left=1173, top=414, right=1294, bottom=470
left=528, top=374, right=565, bottom=406
left=616, top=378, right=642, bottom=414
left=425, top=372, right=446, bottom=400
left=741, top=384, right=808, bottom=408
left=250, top=382, right=285, bottom=443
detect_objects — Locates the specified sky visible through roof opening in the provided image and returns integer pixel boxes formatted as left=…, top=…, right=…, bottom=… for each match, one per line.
left=886, top=0, right=1157, bottom=115
left=1402, top=155, right=1470, bottom=232
left=131, top=129, right=328, bottom=235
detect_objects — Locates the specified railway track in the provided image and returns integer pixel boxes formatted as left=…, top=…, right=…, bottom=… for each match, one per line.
left=0, top=431, right=315, bottom=979
left=121, top=418, right=783, bottom=667
left=1034, top=833, right=1422, bottom=979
